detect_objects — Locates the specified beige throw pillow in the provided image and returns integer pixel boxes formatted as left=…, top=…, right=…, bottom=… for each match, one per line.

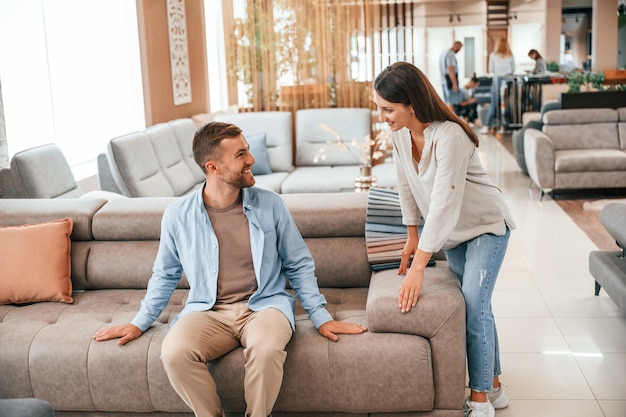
left=0, top=218, right=74, bottom=304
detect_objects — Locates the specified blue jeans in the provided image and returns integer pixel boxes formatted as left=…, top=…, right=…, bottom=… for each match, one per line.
left=484, top=76, right=504, bottom=128
left=444, top=226, right=510, bottom=393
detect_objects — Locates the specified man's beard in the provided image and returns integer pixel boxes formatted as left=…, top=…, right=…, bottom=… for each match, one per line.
left=222, top=166, right=255, bottom=188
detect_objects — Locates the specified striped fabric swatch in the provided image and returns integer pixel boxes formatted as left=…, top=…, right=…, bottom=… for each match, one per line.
left=365, top=187, right=428, bottom=271
left=366, top=188, right=407, bottom=271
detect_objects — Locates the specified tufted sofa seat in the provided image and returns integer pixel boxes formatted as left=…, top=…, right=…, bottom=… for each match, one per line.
left=0, top=193, right=466, bottom=417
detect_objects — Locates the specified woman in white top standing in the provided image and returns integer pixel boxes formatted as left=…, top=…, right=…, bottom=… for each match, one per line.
left=373, top=62, right=516, bottom=417
left=480, top=38, right=516, bottom=134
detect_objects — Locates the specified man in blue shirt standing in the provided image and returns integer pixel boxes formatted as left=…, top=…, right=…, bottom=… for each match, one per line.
left=93, top=122, right=368, bottom=417
left=439, top=41, right=463, bottom=111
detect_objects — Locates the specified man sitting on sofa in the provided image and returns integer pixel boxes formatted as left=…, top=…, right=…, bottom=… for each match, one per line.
left=93, top=121, right=368, bottom=417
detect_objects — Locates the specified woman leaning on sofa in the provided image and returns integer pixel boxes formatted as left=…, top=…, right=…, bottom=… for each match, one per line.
left=373, top=62, right=516, bottom=417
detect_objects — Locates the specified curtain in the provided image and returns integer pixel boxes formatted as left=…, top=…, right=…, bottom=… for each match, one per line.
left=227, top=0, right=419, bottom=113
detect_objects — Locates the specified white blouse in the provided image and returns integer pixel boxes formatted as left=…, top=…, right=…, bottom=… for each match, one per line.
left=392, top=121, right=516, bottom=253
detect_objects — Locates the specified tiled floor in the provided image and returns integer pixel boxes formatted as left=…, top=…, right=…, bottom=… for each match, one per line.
left=476, top=132, right=626, bottom=417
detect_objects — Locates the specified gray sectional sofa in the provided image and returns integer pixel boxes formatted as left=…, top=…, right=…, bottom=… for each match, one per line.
left=524, top=107, right=626, bottom=199
left=0, top=193, right=466, bottom=417
left=589, top=202, right=626, bottom=315
left=98, top=109, right=397, bottom=197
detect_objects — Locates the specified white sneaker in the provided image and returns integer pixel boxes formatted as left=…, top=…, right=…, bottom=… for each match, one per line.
left=464, top=398, right=494, bottom=417
left=488, top=385, right=510, bottom=409
left=479, top=126, right=490, bottom=134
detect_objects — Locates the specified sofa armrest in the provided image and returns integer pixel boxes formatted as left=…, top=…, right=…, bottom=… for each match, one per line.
left=96, top=153, right=123, bottom=194
left=366, top=265, right=466, bottom=410
left=366, top=266, right=464, bottom=336
left=524, top=128, right=555, bottom=190
left=600, top=203, right=626, bottom=251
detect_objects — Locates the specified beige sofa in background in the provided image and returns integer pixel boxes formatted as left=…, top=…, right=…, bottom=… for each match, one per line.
left=0, top=193, right=466, bottom=417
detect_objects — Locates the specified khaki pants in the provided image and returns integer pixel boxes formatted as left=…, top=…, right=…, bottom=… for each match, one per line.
left=161, top=303, right=293, bottom=417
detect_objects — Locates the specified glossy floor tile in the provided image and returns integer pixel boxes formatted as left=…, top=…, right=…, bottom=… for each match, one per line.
left=476, top=132, right=626, bottom=416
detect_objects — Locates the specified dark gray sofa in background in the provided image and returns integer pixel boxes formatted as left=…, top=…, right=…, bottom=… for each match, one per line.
left=0, top=193, right=466, bottom=417
left=589, top=202, right=626, bottom=315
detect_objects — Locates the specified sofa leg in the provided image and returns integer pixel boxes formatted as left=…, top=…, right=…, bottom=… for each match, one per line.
left=595, top=281, right=601, bottom=296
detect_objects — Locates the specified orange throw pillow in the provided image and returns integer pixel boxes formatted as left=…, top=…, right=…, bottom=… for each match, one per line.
left=0, top=218, right=74, bottom=304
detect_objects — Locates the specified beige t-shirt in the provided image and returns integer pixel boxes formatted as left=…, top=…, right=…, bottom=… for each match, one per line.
left=205, top=197, right=257, bottom=304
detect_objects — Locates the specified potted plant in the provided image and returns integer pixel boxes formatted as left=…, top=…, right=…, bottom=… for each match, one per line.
left=560, top=70, right=626, bottom=109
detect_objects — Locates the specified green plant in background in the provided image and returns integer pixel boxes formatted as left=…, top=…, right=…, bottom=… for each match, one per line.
left=546, top=60, right=559, bottom=72
left=567, top=71, right=587, bottom=93
left=587, top=72, right=605, bottom=91
left=566, top=71, right=606, bottom=93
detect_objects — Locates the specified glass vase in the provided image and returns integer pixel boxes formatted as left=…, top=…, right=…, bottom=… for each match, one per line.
left=354, top=164, right=378, bottom=192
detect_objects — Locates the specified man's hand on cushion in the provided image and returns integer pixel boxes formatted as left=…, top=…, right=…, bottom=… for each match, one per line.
left=93, top=324, right=143, bottom=346
left=318, top=320, right=367, bottom=342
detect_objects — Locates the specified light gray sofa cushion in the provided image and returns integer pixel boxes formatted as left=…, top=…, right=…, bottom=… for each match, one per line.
left=145, top=123, right=199, bottom=195
left=542, top=108, right=619, bottom=150
left=106, top=119, right=204, bottom=198
left=107, top=130, right=176, bottom=197
left=213, top=111, right=294, bottom=173
left=167, top=118, right=205, bottom=183
left=280, top=163, right=397, bottom=194
left=295, top=108, right=372, bottom=166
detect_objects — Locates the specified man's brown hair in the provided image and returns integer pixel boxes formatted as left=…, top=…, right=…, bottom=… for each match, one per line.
left=192, top=122, right=243, bottom=173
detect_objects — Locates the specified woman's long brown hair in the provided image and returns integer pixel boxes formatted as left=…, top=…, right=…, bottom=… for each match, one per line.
left=374, top=62, right=479, bottom=147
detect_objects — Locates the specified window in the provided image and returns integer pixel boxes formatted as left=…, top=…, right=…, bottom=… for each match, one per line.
left=0, top=0, right=145, bottom=178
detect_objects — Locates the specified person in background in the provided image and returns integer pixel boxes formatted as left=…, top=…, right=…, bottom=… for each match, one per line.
left=528, top=49, right=547, bottom=74
left=373, top=62, right=515, bottom=417
left=439, top=41, right=463, bottom=111
left=480, top=38, right=516, bottom=134
left=454, top=74, right=480, bottom=127
left=93, top=121, right=368, bottom=417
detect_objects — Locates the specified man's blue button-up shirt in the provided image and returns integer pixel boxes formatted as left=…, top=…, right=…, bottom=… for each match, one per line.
left=131, top=185, right=333, bottom=332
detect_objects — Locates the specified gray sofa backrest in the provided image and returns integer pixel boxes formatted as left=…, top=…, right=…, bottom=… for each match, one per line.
left=295, top=108, right=372, bottom=166
left=0, top=192, right=370, bottom=291
left=542, top=108, right=620, bottom=151
left=0, top=143, right=85, bottom=199
left=213, top=111, right=294, bottom=173
left=106, top=118, right=203, bottom=197
left=168, top=118, right=206, bottom=183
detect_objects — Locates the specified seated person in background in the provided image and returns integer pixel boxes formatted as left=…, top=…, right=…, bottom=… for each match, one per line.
left=454, top=75, right=480, bottom=126
left=528, top=49, right=547, bottom=74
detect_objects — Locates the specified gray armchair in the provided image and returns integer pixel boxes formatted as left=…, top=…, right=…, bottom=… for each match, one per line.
left=0, top=144, right=123, bottom=200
